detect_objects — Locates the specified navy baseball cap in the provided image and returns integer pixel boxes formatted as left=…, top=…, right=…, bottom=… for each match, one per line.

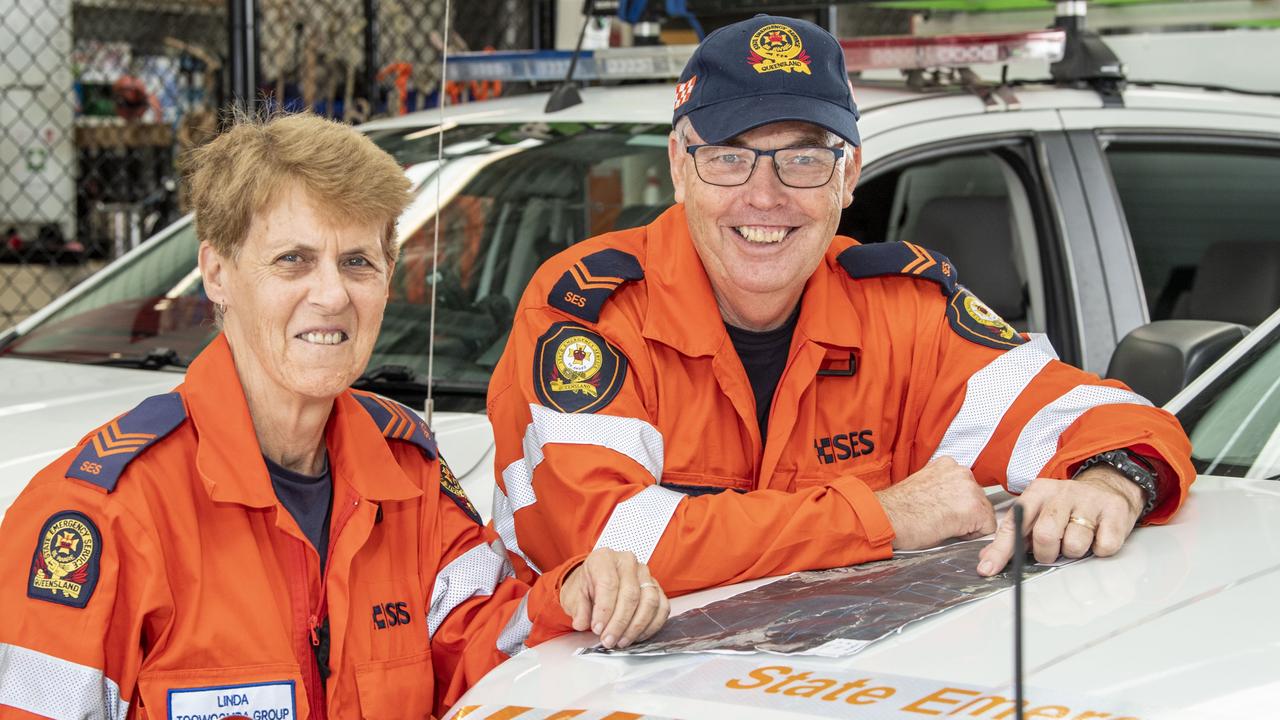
left=672, top=14, right=860, bottom=146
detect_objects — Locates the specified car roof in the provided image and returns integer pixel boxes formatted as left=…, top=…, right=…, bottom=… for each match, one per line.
left=359, top=79, right=1280, bottom=135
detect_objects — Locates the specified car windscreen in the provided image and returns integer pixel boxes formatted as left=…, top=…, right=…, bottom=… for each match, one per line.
left=1176, top=321, right=1280, bottom=480
left=0, top=122, right=676, bottom=411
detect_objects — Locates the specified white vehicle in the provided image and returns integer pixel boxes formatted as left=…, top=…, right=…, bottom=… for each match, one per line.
left=449, top=306, right=1280, bottom=720
left=3, top=29, right=1280, bottom=519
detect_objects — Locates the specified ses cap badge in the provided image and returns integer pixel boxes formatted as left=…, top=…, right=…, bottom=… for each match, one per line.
left=28, top=511, right=102, bottom=608
left=534, top=322, right=628, bottom=414
left=748, top=23, right=812, bottom=75
left=947, top=289, right=1026, bottom=350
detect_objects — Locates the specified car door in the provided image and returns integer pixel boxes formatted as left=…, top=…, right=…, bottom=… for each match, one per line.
left=840, top=105, right=1092, bottom=369
left=1059, top=99, right=1280, bottom=363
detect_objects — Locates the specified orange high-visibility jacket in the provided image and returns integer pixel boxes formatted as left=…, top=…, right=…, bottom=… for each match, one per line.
left=487, top=204, right=1193, bottom=595
left=0, top=335, right=576, bottom=720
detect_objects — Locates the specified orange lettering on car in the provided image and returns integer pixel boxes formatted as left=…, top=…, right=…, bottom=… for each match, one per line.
left=901, top=687, right=981, bottom=715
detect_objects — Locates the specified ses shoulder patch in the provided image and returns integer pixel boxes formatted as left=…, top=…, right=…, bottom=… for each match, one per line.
left=439, top=456, right=481, bottom=525
left=548, top=248, right=644, bottom=323
left=947, top=288, right=1027, bottom=350
left=836, top=241, right=958, bottom=296
left=533, top=322, right=628, bottom=414
left=353, top=392, right=439, bottom=460
left=28, top=511, right=102, bottom=608
left=65, top=392, right=187, bottom=492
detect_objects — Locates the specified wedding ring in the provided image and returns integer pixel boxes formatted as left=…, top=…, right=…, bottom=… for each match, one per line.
left=639, top=581, right=659, bottom=590
left=1068, top=515, right=1098, bottom=532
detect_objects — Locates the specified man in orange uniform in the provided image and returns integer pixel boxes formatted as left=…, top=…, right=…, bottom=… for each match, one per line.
left=487, top=14, right=1194, bottom=595
left=0, top=113, right=666, bottom=719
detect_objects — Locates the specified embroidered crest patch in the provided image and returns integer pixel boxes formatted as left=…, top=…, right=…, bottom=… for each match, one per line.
left=440, top=456, right=481, bottom=525
left=748, top=23, right=812, bottom=75
left=533, top=322, right=628, bottom=414
left=947, top=289, right=1026, bottom=350
left=28, top=511, right=102, bottom=608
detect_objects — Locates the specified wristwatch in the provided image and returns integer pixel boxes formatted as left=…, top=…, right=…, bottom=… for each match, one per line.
left=1074, top=448, right=1159, bottom=518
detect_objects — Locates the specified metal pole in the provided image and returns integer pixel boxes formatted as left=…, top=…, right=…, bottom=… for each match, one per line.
left=228, top=0, right=259, bottom=112
left=364, top=0, right=380, bottom=114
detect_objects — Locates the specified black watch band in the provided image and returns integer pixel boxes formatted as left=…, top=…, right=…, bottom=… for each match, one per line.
left=1074, top=449, right=1159, bottom=518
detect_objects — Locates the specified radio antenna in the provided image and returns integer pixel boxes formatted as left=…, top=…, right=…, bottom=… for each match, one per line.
left=425, top=0, right=453, bottom=425
left=1012, top=502, right=1026, bottom=720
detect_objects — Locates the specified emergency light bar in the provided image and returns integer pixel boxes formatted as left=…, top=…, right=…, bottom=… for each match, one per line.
left=841, top=30, right=1065, bottom=72
left=446, top=46, right=694, bottom=83
left=445, top=29, right=1065, bottom=83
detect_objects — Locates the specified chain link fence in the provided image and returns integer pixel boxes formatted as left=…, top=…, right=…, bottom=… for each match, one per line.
left=0, top=1, right=913, bottom=329
left=0, top=0, right=536, bottom=329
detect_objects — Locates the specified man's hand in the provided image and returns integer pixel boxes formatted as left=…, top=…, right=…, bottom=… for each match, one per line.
left=560, top=548, right=670, bottom=649
left=876, top=457, right=996, bottom=550
left=977, top=466, right=1143, bottom=577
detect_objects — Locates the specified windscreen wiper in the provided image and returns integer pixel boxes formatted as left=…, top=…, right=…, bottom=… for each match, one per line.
left=352, top=364, right=488, bottom=398
left=90, top=347, right=187, bottom=371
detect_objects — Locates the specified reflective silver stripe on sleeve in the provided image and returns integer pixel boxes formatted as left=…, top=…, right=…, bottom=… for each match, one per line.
left=1006, top=385, right=1154, bottom=492
left=593, top=484, right=685, bottom=565
left=496, top=594, right=533, bottom=657
left=428, top=543, right=515, bottom=638
left=931, top=333, right=1058, bottom=468
left=0, top=642, right=128, bottom=720
left=495, top=404, right=666, bottom=574
left=491, top=485, right=542, bottom=575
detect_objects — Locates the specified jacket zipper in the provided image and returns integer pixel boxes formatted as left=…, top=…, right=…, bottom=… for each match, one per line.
left=303, top=496, right=362, bottom=718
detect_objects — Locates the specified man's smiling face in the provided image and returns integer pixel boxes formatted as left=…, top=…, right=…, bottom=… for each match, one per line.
left=669, top=120, right=861, bottom=311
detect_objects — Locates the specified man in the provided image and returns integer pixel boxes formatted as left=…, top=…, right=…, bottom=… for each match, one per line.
left=486, top=15, right=1193, bottom=596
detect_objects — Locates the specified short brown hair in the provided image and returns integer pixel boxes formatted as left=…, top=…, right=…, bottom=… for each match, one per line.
left=184, top=111, right=412, bottom=263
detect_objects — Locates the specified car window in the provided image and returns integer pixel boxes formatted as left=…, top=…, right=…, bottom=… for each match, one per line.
left=1, top=123, right=675, bottom=411
left=1177, top=321, right=1280, bottom=480
left=840, top=148, right=1049, bottom=336
left=0, top=221, right=208, bottom=364
left=1105, top=142, right=1280, bottom=325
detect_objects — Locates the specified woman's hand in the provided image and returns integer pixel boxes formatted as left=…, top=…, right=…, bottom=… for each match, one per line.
left=559, top=548, right=670, bottom=649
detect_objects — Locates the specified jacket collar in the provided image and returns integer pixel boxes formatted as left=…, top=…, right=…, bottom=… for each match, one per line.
left=183, top=334, right=421, bottom=508
left=640, top=204, right=862, bottom=354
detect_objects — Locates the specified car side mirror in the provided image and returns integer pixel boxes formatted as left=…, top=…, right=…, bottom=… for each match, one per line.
left=1106, top=320, right=1250, bottom=407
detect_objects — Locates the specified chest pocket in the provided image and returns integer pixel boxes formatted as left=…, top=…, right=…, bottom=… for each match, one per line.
left=354, top=651, right=434, bottom=719
left=795, top=450, right=893, bottom=492
left=136, top=663, right=308, bottom=720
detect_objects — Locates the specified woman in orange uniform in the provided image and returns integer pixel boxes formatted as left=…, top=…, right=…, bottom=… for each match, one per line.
left=0, top=113, right=667, bottom=720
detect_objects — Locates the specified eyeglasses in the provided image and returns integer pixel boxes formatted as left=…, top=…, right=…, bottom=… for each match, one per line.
left=685, top=144, right=845, bottom=189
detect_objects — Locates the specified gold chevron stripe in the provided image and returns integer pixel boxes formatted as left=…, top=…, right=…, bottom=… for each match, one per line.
left=92, top=421, right=155, bottom=457
left=569, top=263, right=624, bottom=291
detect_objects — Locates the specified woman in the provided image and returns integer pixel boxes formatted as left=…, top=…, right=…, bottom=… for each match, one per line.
left=0, top=113, right=667, bottom=719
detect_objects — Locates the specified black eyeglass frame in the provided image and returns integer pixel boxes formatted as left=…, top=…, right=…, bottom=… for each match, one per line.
left=685, top=144, right=846, bottom=188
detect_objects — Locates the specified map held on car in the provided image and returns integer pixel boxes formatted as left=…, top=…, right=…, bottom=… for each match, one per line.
left=587, top=540, right=1070, bottom=657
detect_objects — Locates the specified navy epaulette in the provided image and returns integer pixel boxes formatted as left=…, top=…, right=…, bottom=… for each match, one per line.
left=65, top=392, right=187, bottom=492
left=547, top=248, right=644, bottom=323
left=837, top=242, right=958, bottom=296
left=354, top=392, right=438, bottom=460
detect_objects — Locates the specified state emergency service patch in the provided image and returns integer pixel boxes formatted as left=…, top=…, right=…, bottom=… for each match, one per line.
left=534, top=322, right=628, bottom=414
left=748, top=23, right=812, bottom=75
left=28, top=511, right=101, bottom=608
left=440, top=456, right=482, bottom=525
left=947, top=288, right=1026, bottom=350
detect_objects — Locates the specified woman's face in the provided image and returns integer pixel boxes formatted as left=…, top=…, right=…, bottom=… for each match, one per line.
left=202, top=184, right=392, bottom=404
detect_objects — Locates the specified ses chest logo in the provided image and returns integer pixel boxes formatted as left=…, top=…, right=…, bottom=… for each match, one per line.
left=814, top=430, right=875, bottom=465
